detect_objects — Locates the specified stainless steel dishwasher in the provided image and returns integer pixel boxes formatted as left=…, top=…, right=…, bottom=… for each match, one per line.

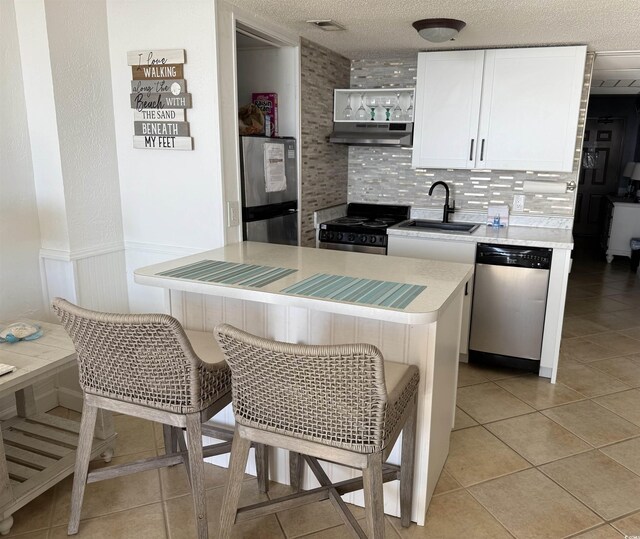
left=469, top=243, right=552, bottom=372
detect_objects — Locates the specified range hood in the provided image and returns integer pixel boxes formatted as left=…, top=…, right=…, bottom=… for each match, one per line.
left=329, top=122, right=413, bottom=147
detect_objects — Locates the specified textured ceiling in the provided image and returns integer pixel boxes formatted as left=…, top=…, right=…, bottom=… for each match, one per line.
left=228, top=0, right=640, bottom=59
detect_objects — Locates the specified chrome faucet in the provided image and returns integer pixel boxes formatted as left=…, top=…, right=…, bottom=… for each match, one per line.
left=428, top=181, right=455, bottom=223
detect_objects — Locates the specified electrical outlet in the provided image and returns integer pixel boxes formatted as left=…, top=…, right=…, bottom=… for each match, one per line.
left=227, top=201, right=240, bottom=227
left=513, top=194, right=525, bottom=212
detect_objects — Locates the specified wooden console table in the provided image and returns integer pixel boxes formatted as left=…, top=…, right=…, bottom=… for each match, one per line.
left=0, top=320, right=116, bottom=535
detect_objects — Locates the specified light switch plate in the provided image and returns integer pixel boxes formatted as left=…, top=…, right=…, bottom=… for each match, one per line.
left=227, top=201, right=240, bottom=227
left=513, top=194, right=525, bottom=212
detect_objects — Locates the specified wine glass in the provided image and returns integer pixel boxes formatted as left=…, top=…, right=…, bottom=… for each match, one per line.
left=403, top=93, right=414, bottom=121
left=355, top=94, right=368, bottom=121
left=342, top=93, right=353, bottom=120
left=364, top=95, right=381, bottom=121
left=391, top=93, right=403, bottom=121
left=380, top=95, right=397, bottom=122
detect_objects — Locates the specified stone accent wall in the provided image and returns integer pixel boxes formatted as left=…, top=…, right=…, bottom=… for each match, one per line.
left=300, top=39, right=350, bottom=246
left=348, top=53, right=594, bottom=218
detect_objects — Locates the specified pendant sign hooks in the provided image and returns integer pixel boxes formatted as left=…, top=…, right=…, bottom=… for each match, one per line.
left=128, top=49, right=193, bottom=150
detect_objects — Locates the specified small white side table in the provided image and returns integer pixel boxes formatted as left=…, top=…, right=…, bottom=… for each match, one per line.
left=0, top=320, right=116, bottom=535
left=603, top=198, right=640, bottom=263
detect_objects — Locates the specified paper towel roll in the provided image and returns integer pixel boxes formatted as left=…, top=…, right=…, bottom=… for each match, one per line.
left=523, top=180, right=567, bottom=194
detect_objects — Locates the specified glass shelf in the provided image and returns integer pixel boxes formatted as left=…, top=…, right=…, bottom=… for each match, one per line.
left=333, top=88, right=415, bottom=123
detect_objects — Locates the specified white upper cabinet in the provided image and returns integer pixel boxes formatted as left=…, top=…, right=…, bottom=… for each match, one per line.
left=412, top=50, right=484, bottom=170
left=477, top=47, right=587, bottom=171
left=412, top=46, right=587, bottom=173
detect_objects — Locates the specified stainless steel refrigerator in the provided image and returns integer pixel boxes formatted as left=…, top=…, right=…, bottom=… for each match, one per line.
left=240, top=136, right=298, bottom=246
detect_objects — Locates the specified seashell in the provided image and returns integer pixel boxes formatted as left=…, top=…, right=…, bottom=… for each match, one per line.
left=0, top=322, right=42, bottom=342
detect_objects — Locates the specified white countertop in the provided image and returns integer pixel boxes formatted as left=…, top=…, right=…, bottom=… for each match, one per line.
left=134, top=242, right=474, bottom=324
left=388, top=221, right=574, bottom=250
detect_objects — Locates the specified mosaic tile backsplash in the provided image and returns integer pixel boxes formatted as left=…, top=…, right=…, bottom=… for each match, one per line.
left=347, top=54, right=594, bottom=220
left=300, top=39, right=351, bottom=246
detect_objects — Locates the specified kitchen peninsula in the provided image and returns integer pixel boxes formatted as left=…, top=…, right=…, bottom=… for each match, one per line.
left=134, top=242, right=473, bottom=525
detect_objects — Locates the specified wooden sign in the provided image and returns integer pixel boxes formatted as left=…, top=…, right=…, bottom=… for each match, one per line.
left=131, top=63, right=184, bottom=80
left=128, top=48, right=192, bottom=150
left=133, top=109, right=185, bottom=121
left=130, top=92, right=192, bottom=110
left=131, top=79, right=187, bottom=95
left=134, top=121, right=190, bottom=136
left=127, top=49, right=185, bottom=66
left=133, top=136, right=193, bottom=150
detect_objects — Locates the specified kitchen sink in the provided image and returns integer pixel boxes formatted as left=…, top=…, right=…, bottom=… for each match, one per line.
left=397, top=220, right=481, bottom=233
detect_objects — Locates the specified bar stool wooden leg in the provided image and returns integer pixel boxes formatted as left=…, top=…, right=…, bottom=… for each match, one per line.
left=255, top=443, right=269, bottom=493
left=68, top=403, right=98, bottom=535
left=185, top=414, right=208, bottom=539
left=220, top=432, right=252, bottom=539
left=162, top=424, right=178, bottom=455
left=362, top=452, right=384, bottom=539
left=400, top=393, right=418, bottom=527
left=289, top=451, right=303, bottom=492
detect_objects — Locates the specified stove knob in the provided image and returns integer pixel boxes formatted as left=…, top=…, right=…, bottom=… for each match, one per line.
left=327, top=232, right=334, bottom=240
left=370, top=236, right=377, bottom=243
left=360, top=234, right=367, bottom=243
left=348, top=234, right=355, bottom=242
left=337, top=232, right=343, bottom=240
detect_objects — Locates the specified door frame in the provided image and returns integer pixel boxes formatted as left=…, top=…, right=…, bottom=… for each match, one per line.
left=215, top=1, right=301, bottom=246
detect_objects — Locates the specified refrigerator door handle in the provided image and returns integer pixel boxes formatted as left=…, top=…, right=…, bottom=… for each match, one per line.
left=243, top=201, right=297, bottom=222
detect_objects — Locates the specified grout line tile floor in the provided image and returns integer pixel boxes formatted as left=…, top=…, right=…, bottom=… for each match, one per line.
left=11, top=240, right=640, bottom=538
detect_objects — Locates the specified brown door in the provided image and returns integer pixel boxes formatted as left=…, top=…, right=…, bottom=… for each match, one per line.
left=573, top=117, right=625, bottom=237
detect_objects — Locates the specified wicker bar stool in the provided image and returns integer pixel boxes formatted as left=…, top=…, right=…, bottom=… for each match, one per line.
left=214, top=324, right=420, bottom=539
left=52, top=299, right=266, bottom=539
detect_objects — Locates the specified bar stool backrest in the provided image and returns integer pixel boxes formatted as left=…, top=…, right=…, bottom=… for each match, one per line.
left=214, top=324, right=389, bottom=453
left=52, top=298, right=230, bottom=414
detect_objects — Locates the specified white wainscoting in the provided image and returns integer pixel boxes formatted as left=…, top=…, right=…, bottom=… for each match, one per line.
left=39, top=240, right=214, bottom=412
left=39, top=243, right=129, bottom=412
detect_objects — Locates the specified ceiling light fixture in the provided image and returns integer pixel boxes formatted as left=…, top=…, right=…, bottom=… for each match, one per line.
left=306, top=20, right=346, bottom=31
left=412, top=18, right=466, bottom=43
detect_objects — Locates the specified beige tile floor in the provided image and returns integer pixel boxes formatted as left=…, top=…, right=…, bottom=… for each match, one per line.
left=11, top=243, right=640, bottom=538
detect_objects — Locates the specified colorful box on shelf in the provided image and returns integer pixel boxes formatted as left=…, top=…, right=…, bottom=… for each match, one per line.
left=333, top=88, right=415, bottom=123
left=252, top=93, right=278, bottom=137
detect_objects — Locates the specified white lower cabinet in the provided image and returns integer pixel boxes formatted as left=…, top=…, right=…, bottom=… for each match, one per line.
left=388, top=236, right=475, bottom=356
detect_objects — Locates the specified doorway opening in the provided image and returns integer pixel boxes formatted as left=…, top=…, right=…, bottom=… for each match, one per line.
left=235, top=23, right=298, bottom=139
left=232, top=22, right=301, bottom=246
left=573, top=51, right=640, bottom=271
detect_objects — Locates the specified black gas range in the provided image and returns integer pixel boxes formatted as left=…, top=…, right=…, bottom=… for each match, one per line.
left=318, top=203, right=410, bottom=255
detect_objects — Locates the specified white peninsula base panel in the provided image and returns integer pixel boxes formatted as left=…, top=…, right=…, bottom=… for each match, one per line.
left=135, top=242, right=473, bottom=526
left=166, top=288, right=463, bottom=526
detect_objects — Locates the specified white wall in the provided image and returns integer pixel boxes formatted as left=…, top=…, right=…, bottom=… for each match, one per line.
left=13, top=0, right=70, bottom=254
left=14, top=0, right=129, bottom=315
left=0, top=0, right=45, bottom=321
left=106, top=0, right=226, bottom=311
left=45, top=0, right=125, bottom=255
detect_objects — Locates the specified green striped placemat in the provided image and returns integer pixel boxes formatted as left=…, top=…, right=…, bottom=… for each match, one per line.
left=281, top=273, right=426, bottom=309
left=157, top=260, right=296, bottom=288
